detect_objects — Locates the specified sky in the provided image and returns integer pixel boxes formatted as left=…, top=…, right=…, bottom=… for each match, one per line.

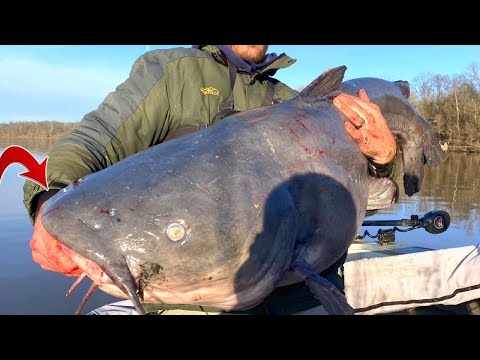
left=1, top=45, right=479, bottom=123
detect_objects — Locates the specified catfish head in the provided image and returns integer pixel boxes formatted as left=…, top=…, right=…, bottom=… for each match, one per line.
left=341, top=75, right=448, bottom=196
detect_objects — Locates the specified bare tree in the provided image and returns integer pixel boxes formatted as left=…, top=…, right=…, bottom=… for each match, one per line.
left=467, top=62, right=480, bottom=91
left=0, top=121, right=77, bottom=138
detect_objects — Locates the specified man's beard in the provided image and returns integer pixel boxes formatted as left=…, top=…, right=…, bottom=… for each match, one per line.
left=229, top=45, right=269, bottom=62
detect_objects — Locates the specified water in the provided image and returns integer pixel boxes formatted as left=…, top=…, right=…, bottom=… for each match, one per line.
left=0, top=138, right=120, bottom=315
left=361, top=152, right=480, bottom=250
left=1, top=139, right=478, bottom=314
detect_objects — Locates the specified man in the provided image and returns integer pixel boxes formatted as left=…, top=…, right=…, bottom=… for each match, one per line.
left=23, top=45, right=397, bottom=314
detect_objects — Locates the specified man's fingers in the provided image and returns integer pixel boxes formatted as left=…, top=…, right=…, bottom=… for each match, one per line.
left=32, top=251, right=58, bottom=272
left=334, top=90, right=396, bottom=164
left=30, top=215, right=82, bottom=276
left=336, top=92, right=375, bottom=114
left=333, top=95, right=366, bottom=129
left=344, top=122, right=363, bottom=142
left=358, top=89, right=370, bottom=103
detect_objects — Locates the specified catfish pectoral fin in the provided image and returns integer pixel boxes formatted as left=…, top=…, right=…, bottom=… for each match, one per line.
left=366, top=177, right=399, bottom=210
left=291, top=260, right=354, bottom=315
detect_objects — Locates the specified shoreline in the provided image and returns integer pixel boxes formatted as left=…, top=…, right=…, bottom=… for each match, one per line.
left=2, top=138, right=479, bottom=153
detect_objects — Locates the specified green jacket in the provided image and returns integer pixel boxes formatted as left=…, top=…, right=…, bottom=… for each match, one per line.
left=23, top=45, right=298, bottom=224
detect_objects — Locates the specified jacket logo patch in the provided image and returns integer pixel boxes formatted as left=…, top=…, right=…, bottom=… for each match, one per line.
left=200, top=87, right=219, bottom=96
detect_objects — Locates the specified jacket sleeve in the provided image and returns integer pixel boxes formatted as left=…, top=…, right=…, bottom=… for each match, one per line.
left=272, top=81, right=299, bottom=103
left=23, top=51, right=172, bottom=224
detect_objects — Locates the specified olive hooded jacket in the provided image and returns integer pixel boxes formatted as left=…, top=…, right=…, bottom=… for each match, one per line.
left=23, top=45, right=299, bottom=224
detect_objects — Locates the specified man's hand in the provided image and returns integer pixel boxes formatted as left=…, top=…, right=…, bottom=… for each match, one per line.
left=333, top=89, right=397, bottom=165
left=30, top=191, right=82, bottom=276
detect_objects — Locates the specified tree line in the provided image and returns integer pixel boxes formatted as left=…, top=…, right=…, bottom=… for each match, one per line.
left=0, top=121, right=77, bottom=138
left=2, top=63, right=480, bottom=152
left=410, top=62, right=480, bottom=152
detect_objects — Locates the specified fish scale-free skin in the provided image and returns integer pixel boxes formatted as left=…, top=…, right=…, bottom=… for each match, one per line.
left=41, top=66, right=446, bottom=313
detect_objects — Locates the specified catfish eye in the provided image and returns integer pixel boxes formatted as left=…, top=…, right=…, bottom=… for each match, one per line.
left=165, top=222, right=186, bottom=242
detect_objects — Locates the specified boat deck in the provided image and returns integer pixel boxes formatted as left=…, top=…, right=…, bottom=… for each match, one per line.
left=346, top=240, right=480, bottom=315
left=88, top=240, right=480, bottom=315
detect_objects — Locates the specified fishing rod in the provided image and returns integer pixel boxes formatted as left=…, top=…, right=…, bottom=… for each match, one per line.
left=357, top=210, right=451, bottom=245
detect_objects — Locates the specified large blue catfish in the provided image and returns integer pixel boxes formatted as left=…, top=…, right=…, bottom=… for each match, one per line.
left=40, top=66, right=447, bottom=315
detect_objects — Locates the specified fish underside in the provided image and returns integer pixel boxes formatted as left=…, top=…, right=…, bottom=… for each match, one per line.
left=41, top=66, right=447, bottom=315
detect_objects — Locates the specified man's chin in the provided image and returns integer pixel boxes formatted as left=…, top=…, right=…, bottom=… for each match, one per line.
left=230, top=45, right=268, bottom=62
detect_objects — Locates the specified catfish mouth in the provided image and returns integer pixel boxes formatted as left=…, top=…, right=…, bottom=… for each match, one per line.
left=40, top=200, right=147, bottom=314
left=38, top=215, right=145, bottom=315
left=59, top=244, right=146, bottom=315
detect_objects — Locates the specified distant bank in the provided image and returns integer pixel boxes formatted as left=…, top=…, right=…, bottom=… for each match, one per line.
left=1, top=120, right=478, bottom=153
left=0, top=121, right=77, bottom=139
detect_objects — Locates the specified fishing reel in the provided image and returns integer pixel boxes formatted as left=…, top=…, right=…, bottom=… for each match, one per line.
left=356, top=210, right=451, bottom=246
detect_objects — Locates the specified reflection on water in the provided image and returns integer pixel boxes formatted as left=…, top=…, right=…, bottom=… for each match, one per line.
left=0, top=138, right=479, bottom=314
left=0, top=137, right=57, bottom=155
left=361, top=152, right=480, bottom=250
left=0, top=139, right=120, bottom=314
left=0, top=214, right=119, bottom=315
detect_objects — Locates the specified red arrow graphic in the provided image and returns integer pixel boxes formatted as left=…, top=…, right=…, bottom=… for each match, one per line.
left=0, top=145, right=49, bottom=190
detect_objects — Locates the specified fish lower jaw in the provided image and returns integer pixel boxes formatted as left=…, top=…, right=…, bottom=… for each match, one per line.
left=67, top=253, right=257, bottom=311
left=136, top=282, right=237, bottom=311
left=134, top=281, right=270, bottom=312
left=63, top=248, right=138, bottom=293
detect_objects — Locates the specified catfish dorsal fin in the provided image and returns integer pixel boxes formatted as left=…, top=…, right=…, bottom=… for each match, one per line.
left=300, top=65, right=347, bottom=101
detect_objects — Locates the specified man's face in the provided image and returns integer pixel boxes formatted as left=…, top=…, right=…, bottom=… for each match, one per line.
left=229, top=45, right=269, bottom=62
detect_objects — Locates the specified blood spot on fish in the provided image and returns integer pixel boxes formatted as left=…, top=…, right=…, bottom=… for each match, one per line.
left=294, top=114, right=308, bottom=130
left=289, top=127, right=325, bottom=157
left=99, top=208, right=117, bottom=217
left=296, top=120, right=307, bottom=129
left=289, top=127, right=301, bottom=141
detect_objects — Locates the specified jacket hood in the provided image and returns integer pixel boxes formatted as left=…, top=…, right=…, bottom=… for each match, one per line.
left=193, top=45, right=296, bottom=75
